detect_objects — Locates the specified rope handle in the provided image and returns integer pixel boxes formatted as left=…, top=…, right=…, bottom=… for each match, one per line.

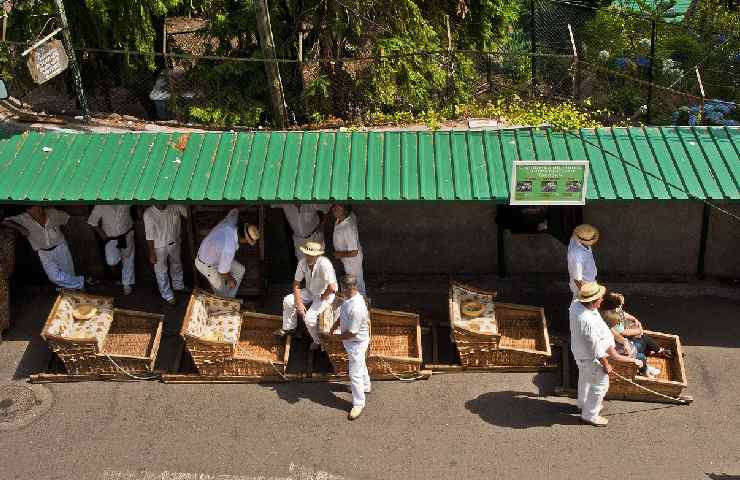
left=611, top=371, right=690, bottom=405
left=104, top=354, right=160, bottom=381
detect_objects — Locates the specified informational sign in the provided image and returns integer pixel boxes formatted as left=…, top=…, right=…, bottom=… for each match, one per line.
left=26, top=39, right=69, bottom=85
left=509, top=160, right=589, bottom=205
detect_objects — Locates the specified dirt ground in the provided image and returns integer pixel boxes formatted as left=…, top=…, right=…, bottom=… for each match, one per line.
left=0, top=275, right=738, bottom=480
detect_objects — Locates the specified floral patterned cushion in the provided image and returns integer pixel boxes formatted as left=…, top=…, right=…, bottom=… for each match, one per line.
left=46, top=293, right=114, bottom=350
left=186, top=293, right=241, bottom=345
left=452, top=287, right=497, bottom=335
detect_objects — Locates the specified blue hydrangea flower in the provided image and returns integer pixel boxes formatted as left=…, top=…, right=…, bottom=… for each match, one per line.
left=636, top=56, right=651, bottom=68
left=614, top=57, right=629, bottom=70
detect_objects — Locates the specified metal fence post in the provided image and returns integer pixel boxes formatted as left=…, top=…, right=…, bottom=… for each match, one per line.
left=646, top=19, right=656, bottom=125
left=53, top=0, right=91, bottom=122
left=530, top=0, right=537, bottom=96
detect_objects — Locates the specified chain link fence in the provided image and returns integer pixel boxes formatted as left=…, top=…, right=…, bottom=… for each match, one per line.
left=0, top=0, right=736, bottom=129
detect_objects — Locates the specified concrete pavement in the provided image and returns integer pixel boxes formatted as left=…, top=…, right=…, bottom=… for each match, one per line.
left=1, top=279, right=738, bottom=480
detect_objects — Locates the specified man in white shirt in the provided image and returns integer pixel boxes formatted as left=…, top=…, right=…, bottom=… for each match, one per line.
left=567, top=224, right=599, bottom=298
left=3, top=206, right=87, bottom=290
left=331, top=204, right=366, bottom=296
left=569, top=281, right=643, bottom=427
left=143, top=204, right=189, bottom=305
left=88, top=204, right=136, bottom=295
left=276, top=240, right=337, bottom=348
left=195, top=208, right=259, bottom=298
left=273, top=204, right=329, bottom=260
left=323, top=273, right=371, bottom=420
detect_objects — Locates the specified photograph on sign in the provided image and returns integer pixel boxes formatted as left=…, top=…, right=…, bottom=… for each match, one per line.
left=509, top=160, right=589, bottom=205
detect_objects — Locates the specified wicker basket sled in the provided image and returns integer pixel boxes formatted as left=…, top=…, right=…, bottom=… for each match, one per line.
left=181, top=289, right=290, bottom=377
left=41, top=291, right=163, bottom=375
left=606, top=330, right=688, bottom=403
left=449, top=282, right=551, bottom=368
left=318, top=300, right=423, bottom=377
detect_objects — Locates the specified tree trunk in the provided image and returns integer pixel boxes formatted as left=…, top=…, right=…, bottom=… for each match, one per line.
left=254, top=0, right=288, bottom=128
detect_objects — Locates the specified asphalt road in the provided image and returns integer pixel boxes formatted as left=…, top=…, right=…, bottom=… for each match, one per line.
left=1, top=279, right=738, bottom=480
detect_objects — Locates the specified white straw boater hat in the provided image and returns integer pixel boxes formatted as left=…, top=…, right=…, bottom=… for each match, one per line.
left=299, top=241, right=325, bottom=257
left=242, top=223, right=260, bottom=242
left=577, top=282, right=606, bottom=303
left=72, top=304, right=98, bottom=321
left=573, top=224, right=599, bottom=246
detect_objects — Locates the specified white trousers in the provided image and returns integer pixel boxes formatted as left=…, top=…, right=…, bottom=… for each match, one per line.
left=576, top=358, right=609, bottom=421
left=282, top=288, right=335, bottom=344
left=37, top=242, right=84, bottom=290
left=104, top=230, right=135, bottom=286
left=344, top=338, right=370, bottom=406
left=154, top=242, right=184, bottom=301
left=292, top=232, right=324, bottom=261
left=195, top=257, right=245, bottom=299
left=340, top=253, right=366, bottom=296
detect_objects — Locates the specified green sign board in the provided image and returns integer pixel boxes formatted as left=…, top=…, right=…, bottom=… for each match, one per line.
left=510, top=161, right=589, bottom=205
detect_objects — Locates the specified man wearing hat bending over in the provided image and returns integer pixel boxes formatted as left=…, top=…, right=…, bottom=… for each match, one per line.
left=323, top=274, right=371, bottom=420
left=143, top=204, right=189, bottom=305
left=570, top=281, right=643, bottom=427
left=276, top=240, right=337, bottom=349
left=88, top=204, right=136, bottom=295
left=195, top=208, right=259, bottom=298
left=568, top=224, right=599, bottom=299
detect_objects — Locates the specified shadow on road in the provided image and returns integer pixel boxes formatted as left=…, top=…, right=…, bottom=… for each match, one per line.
left=706, top=475, right=740, bottom=480
left=262, top=382, right=353, bottom=412
left=465, top=390, right=582, bottom=429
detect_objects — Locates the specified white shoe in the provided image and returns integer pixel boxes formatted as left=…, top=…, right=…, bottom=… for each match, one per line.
left=348, top=405, right=364, bottom=420
left=581, top=415, right=608, bottom=427
left=123, top=285, right=133, bottom=296
left=364, top=386, right=372, bottom=394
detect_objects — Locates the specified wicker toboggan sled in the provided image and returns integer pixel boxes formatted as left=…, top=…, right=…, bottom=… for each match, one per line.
left=41, top=291, right=163, bottom=375
left=449, top=282, right=551, bottom=368
left=318, top=298, right=422, bottom=377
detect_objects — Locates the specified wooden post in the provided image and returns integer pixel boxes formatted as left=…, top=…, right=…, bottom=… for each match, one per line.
left=254, top=0, right=288, bottom=128
left=695, top=66, right=705, bottom=124
left=567, top=24, right=579, bottom=101
left=497, top=225, right=506, bottom=277
left=697, top=202, right=709, bottom=279
left=53, top=0, right=90, bottom=121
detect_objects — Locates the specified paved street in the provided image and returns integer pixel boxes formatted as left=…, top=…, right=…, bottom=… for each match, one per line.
left=1, top=277, right=739, bottom=480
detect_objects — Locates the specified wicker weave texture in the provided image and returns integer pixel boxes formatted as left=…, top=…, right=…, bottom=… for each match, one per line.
left=606, top=331, right=687, bottom=402
left=0, top=228, right=16, bottom=278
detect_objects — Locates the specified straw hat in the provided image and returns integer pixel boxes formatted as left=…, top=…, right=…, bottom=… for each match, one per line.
left=243, top=223, right=260, bottom=243
left=576, top=282, right=606, bottom=303
left=573, top=224, right=599, bottom=246
left=299, top=241, right=325, bottom=257
left=72, top=304, right=98, bottom=321
left=461, top=301, right=485, bottom=318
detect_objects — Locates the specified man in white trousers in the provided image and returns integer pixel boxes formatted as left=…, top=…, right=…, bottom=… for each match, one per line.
left=143, top=204, right=189, bottom=305
left=195, top=208, right=259, bottom=298
left=275, top=241, right=337, bottom=349
left=272, top=204, right=329, bottom=261
left=569, top=281, right=643, bottom=427
left=323, top=273, right=371, bottom=420
left=3, top=206, right=89, bottom=290
left=567, top=224, right=599, bottom=299
left=331, top=204, right=366, bottom=296
left=88, top=204, right=136, bottom=295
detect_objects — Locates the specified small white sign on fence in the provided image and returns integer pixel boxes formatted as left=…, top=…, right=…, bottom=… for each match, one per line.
left=26, top=39, right=69, bottom=85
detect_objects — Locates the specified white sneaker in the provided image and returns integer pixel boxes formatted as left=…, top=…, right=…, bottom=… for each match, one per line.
left=123, top=285, right=133, bottom=296
left=364, top=386, right=372, bottom=394
left=646, top=366, right=661, bottom=377
left=581, top=415, right=608, bottom=427
left=348, top=405, right=364, bottom=420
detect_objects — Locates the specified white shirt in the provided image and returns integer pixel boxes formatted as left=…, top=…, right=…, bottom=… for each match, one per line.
left=294, top=256, right=337, bottom=297
left=7, top=208, right=69, bottom=251
left=333, top=212, right=362, bottom=255
left=144, top=205, right=188, bottom=248
left=567, top=237, right=597, bottom=295
left=340, top=292, right=370, bottom=342
left=197, top=208, right=239, bottom=274
left=274, top=204, right=328, bottom=238
left=87, top=205, right=133, bottom=237
left=569, top=301, right=614, bottom=361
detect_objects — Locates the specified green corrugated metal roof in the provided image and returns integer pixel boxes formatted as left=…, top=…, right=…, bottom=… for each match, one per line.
left=611, top=0, right=692, bottom=22
left=0, top=127, right=737, bottom=203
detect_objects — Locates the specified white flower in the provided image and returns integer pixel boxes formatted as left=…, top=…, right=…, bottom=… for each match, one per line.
left=598, top=50, right=610, bottom=61
left=639, top=38, right=651, bottom=48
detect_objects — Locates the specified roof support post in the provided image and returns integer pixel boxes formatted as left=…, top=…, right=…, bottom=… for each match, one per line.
left=497, top=225, right=507, bottom=278
left=696, top=202, right=709, bottom=279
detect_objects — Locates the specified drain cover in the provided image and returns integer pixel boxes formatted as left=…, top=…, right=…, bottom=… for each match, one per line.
left=0, top=383, right=52, bottom=431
